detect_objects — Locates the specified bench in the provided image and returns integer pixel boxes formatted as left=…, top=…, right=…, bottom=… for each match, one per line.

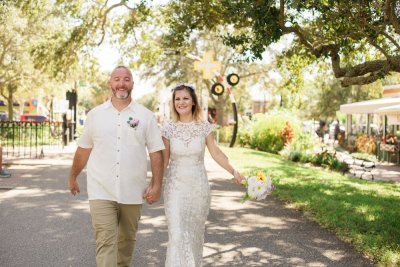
left=343, top=158, right=375, bottom=180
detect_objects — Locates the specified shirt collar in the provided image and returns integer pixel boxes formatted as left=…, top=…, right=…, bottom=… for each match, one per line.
left=101, top=98, right=136, bottom=112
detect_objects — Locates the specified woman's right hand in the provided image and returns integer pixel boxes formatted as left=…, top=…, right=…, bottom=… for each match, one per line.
left=233, top=170, right=245, bottom=185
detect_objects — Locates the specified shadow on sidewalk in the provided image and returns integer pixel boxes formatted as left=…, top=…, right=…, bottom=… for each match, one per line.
left=133, top=177, right=372, bottom=266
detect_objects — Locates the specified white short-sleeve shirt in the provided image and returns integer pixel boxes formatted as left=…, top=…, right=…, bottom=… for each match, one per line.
left=78, top=100, right=165, bottom=204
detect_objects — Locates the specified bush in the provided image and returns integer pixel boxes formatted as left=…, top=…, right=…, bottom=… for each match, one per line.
left=248, top=113, right=301, bottom=154
left=280, top=135, right=349, bottom=173
left=212, top=125, right=233, bottom=143
left=280, top=133, right=319, bottom=160
left=237, top=129, right=252, bottom=147
left=355, top=135, right=377, bottom=154
left=288, top=151, right=302, bottom=162
left=280, top=121, right=295, bottom=145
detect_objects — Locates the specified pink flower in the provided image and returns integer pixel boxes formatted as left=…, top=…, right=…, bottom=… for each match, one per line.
left=127, top=117, right=139, bottom=129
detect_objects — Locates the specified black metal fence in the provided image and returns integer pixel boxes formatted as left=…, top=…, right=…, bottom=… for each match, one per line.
left=0, top=121, right=65, bottom=159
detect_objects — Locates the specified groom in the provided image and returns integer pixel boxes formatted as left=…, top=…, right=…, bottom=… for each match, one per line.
left=68, top=66, right=164, bottom=266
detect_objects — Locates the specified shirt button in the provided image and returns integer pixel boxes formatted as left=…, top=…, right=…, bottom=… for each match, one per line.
left=117, top=162, right=119, bottom=164
left=118, top=124, right=120, bottom=126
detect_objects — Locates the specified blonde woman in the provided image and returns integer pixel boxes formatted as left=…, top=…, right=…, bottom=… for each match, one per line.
left=161, top=84, right=244, bottom=266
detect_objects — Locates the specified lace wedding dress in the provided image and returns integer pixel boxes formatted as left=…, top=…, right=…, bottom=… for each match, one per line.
left=162, top=120, right=212, bottom=267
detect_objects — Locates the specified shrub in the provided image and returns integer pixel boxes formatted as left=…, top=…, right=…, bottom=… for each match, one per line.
left=280, top=121, right=295, bottom=145
left=288, top=151, right=302, bottom=162
left=280, top=133, right=319, bottom=160
left=355, top=135, right=377, bottom=154
left=249, top=113, right=301, bottom=154
left=237, top=115, right=254, bottom=147
left=237, top=129, right=252, bottom=147
left=281, top=135, right=349, bottom=173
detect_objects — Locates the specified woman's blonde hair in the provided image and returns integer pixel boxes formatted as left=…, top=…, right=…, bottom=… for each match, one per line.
left=170, top=84, right=203, bottom=122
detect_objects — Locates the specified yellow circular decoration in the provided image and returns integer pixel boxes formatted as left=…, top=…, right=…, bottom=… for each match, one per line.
left=227, top=73, right=240, bottom=86
left=215, top=85, right=224, bottom=94
left=211, top=83, right=225, bottom=96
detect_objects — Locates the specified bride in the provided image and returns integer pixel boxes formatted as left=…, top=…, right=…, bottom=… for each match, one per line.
left=161, top=83, right=244, bottom=266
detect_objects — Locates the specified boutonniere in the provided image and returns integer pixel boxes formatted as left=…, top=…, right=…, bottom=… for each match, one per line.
left=127, top=117, right=140, bottom=129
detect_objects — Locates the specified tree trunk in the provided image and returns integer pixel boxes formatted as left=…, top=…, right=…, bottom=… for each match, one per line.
left=6, top=89, right=13, bottom=122
left=216, top=103, right=224, bottom=125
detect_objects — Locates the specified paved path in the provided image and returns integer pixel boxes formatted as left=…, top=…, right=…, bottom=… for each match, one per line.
left=0, top=149, right=373, bottom=266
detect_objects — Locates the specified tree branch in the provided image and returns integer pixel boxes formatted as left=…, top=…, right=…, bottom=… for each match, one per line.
left=385, top=0, right=400, bottom=35
left=0, top=37, right=13, bottom=65
left=341, top=73, right=382, bottom=87
left=96, top=0, right=126, bottom=45
left=277, top=0, right=399, bottom=86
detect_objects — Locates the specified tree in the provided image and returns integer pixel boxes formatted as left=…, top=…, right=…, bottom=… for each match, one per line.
left=303, top=62, right=383, bottom=121
left=0, top=1, right=109, bottom=121
left=137, top=91, right=158, bottom=111
left=120, top=7, right=259, bottom=125
left=25, top=0, right=152, bottom=78
left=0, top=4, right=39, bottom=120
left=163, top=0, right=400, bottom=87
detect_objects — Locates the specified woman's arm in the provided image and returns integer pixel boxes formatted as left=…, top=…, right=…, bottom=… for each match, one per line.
left=162, top=137, right=170, bottom=175
left=205, top=133, right=244, bottom=184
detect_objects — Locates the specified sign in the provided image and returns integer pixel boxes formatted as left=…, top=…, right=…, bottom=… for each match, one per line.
left=194, top=52, right=221, bottom=79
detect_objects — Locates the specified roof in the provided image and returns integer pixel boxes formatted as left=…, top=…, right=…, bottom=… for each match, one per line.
left=339, top=97, right=400, bottom=114
left=383, top=84, right=400, bottom=98
left=374, top=104, right=400, bottom=115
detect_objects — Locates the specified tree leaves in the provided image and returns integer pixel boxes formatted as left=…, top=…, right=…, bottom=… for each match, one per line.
left=163, top=0, right=400, bottom=86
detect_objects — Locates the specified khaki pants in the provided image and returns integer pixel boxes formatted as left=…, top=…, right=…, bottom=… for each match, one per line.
left=89, top=200, right=142, bottom=267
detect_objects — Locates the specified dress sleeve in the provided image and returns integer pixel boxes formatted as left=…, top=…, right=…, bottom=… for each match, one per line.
left=203, top=121, right=213, bottom=136
left=161, top=122, right=171, bottom=139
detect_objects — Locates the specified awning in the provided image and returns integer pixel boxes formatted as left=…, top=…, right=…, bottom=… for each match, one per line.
left=374, top=104, right=400, bottom=115
left=340, top=97, right=400, bottom=114
left=374, top=104, right=400, bottom=124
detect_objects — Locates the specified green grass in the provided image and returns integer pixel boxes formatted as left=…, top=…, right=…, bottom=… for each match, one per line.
left=221, top=146, right=400, bottom=267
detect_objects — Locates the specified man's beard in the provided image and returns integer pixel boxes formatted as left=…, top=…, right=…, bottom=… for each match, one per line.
left=112, top=88, right=132, bottom=100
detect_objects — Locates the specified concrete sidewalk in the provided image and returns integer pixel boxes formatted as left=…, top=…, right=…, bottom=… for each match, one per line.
left=0, top=147, right=373, bottom=266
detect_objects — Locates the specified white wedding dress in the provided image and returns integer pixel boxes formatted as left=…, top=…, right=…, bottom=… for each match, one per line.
left=162, top=120, right=212, bottom=267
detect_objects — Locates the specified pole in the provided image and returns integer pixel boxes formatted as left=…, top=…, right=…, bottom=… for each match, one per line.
left=228, top=89, right=238, bottom=147
left=229, top=102, right=238, bottom=147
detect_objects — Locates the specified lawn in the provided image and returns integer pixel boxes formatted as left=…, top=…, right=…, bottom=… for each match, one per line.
left=221, top=146, right=400, bottom=267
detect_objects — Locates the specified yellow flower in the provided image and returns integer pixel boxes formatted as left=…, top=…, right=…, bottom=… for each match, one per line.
left=256, top=172, right=266, bottom=182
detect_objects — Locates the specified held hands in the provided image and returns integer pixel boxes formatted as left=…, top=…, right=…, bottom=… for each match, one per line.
left=143, top=184, right=161, bottom=205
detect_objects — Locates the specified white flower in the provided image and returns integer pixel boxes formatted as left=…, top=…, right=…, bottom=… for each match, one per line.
left=242, top=172, right=274, bottom=202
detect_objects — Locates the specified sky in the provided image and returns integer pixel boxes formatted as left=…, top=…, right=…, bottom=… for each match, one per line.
left=94, top=44, right=154, bottom=100
left=92, top=0, right=172, bottom=99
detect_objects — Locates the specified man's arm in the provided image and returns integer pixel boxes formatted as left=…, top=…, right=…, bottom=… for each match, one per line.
left=143, top=150, right=163, bottom=204
left=68, top=147, right=92, bottom=195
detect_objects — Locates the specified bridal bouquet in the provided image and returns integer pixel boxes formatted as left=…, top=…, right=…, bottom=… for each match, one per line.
left=241, top=171, right=274, bottom=202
